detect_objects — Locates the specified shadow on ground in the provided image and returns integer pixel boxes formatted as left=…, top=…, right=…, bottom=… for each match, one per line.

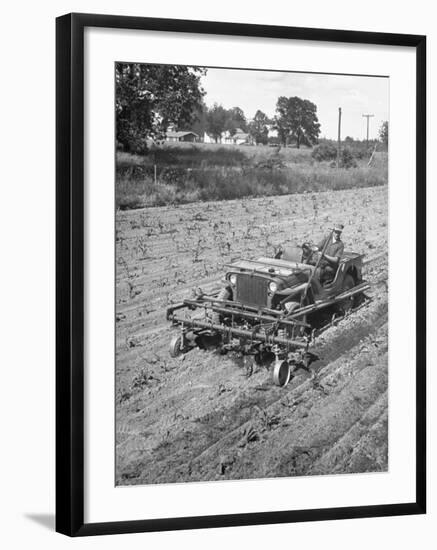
left=25, top=513, right=55, bottom=531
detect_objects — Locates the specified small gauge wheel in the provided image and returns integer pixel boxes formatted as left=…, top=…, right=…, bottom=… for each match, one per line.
left=169, top=335, right=183, bottom=358
left=272, top=359, right=291, bottom=387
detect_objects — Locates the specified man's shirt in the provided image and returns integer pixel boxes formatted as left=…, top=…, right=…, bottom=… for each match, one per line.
left=317, top=235, right=344, bottom=265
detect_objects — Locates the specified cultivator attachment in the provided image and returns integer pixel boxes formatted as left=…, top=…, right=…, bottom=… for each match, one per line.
left=167, top=298, right=310, bottom=346
left=166, top=280, right=369, bottom=387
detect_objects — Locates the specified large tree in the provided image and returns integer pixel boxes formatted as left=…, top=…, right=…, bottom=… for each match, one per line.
left=205, top=103, right=229, bottom=142
left=190, top=101, right=208, bottom=137
left=274, top=96, right=321, bottom=148
left=115, top=63, right=206, bottom=153
left=248, top=110, right=270, bottom=145
left=226, top=106, right=247, bottom=135
left=379, top=120, right=388, bottom=146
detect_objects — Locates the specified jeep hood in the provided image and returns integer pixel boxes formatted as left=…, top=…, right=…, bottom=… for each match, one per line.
left=226, top=257, right=314, bottom=280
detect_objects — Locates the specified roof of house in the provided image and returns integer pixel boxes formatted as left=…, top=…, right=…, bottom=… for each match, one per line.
left=166, top=131, right=198, bottom=138
left=234, top=132, right=250, bottom=139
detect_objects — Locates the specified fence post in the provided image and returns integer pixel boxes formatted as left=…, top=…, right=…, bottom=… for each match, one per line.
left=367, top=144, right=377, bottom=167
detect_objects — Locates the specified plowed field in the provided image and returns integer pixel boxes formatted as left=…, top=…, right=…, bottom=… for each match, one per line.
left=115, top=185, right=388, bottom=485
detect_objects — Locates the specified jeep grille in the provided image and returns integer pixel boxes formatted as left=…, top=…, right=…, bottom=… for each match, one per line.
left=235, top=274, right=269, bottom=307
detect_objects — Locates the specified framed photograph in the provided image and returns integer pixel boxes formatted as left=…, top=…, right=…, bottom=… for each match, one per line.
left=56, top=13, right=426, bottom=536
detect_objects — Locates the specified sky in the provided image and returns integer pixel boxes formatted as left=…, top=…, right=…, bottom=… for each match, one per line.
left=200, top=68, right=389, bottom=140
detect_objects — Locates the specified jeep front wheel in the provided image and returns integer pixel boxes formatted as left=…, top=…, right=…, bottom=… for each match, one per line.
left=285, top=299, right=309, bottom=337
left=211, top=287, right=232, bottom=324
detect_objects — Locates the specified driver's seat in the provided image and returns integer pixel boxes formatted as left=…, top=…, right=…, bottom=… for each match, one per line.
left=319, top=261, right=343, bottom=286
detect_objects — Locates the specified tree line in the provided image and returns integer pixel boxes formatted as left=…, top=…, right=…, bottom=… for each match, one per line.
left=194, top=98, right=321, bottom=148
left=193, top=104, right=274, bottom=145
left=116, top=63, right=388, bottom=154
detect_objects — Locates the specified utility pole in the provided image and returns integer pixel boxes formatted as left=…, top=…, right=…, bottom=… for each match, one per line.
left=362, top=114, right=374, bottom=147
left=337, top=107, right=342, bottom=169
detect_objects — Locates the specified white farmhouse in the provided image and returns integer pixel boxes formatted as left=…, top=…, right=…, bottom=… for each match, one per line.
left=203, top=128, right=252, bottom=145
left=203, top=132, right=223, bottom=144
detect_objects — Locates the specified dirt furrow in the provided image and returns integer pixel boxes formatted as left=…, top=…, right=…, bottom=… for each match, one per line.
left=116, top=296, right=388, bottom=484
left=116, top=185, right=389, bottom=486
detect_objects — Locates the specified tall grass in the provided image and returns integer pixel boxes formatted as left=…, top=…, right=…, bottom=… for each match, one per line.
left=116, top=162, right=388, bottom=209
left=117, top=145, right=248, bottom=169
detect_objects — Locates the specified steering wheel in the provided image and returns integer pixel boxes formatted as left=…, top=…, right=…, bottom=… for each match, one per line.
left=301, top=242, right=322, bottom=265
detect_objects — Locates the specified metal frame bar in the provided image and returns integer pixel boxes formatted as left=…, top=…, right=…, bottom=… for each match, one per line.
left=169, top=316, right=309, bottom=348
left=167, top=282, right=370, bottom=324
left=210, top=305, right=311, bottom=328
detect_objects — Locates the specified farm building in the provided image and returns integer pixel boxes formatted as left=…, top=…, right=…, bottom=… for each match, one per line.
left=204, top=129, right=253, bottom=145
left=166, top=131, right=199, bottom=143
left=224, top=128, right=252, bottom=145
left=203, top=132, right=222, bottom=144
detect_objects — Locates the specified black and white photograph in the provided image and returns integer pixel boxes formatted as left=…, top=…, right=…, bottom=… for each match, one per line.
left=115, top=63, right=389, bottom=486
left=0, top=0, right=431, bottom=545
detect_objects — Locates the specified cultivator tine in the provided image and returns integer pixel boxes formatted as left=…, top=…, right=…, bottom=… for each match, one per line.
left=170, top=315, right=308, bottom=348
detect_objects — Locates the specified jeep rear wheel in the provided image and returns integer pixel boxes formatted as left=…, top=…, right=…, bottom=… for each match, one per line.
left=338, top=273, right=355, bottom=315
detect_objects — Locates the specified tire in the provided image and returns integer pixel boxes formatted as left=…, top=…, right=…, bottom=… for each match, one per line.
left=169, top=335, right=183, bottom=358
left=254, top=349, right=275, bottom=369
left=211, top=287, right=232, bottom=324
left=285, top=299, right=309, bottom=337
left=285, top=301, right=300, bottom=314
left=272, top=359, right=291, bottom=387
left=338, top=273, right=355, bottom=314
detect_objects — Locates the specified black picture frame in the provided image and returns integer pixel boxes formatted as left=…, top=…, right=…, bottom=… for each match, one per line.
left=56, top=12, right=426, bottom=537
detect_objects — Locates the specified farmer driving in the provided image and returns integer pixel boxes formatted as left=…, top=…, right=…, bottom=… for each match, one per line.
left=313, top=223, right=345, bottom=283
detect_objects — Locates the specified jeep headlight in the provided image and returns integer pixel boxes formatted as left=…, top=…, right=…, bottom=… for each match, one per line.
left=229, top=274, right=237, bottom=285
left=269, top=281, right=278, bottom=293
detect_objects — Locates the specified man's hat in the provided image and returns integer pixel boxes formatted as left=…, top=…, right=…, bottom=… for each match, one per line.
left=333, top=223, right=344, bottom=232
